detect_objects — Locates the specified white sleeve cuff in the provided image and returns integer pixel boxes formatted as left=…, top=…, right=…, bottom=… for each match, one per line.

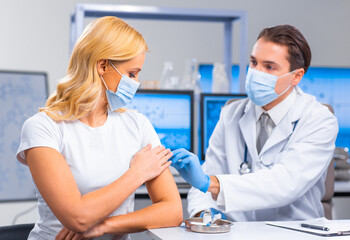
left=215, top=176, right=225, bottom=207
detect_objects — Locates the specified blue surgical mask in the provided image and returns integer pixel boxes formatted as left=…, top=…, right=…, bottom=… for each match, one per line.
left=101, top=62, right=140, bottom=111
left=245, top=68, right=295, bottom=106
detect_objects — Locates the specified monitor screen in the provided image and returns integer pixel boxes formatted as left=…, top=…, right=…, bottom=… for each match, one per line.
left=201, top=93, right=247, bottom=160
left=299, top=67, right=350, bottom=148
left=0, top=70, right=48, bottom=201
left=199, top=65, right=350, bottom=149
left=199, top=64, right=241, bottom=93
left=126, top=89, right=194, bottom=152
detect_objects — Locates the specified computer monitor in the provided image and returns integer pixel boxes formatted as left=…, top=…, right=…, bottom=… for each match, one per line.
left=299, top=67, right=350, bottom=148
left=126, top=89, right=194, bottom=152
left=0, top=70, right=48, bottom=201
left=199, top=64, right=241, bottom=93
left=201, top=93, right=247, bottom=160
left=199, top=64, right=350, bottom=149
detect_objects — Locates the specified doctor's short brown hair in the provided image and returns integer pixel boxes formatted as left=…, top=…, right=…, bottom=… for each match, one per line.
left=258, top=25, right=311, bottom=73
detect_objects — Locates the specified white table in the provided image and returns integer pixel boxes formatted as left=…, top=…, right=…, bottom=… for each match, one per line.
left=147, top=221, right=350, bottom=240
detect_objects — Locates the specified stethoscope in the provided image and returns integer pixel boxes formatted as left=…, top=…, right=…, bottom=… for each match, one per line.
left=239, top=120, right=299, bottom=175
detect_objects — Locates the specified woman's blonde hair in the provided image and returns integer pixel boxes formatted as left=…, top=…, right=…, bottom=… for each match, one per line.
left=40, top=16, right=148, bottom=121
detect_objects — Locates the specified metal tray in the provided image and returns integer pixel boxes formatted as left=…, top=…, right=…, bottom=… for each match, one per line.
left=184, top=217, right=233, bottom=233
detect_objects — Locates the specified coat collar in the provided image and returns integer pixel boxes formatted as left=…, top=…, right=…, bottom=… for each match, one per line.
left=239, top=86, right=306, bottom=157
left=239, top=100, right=258, bottom=160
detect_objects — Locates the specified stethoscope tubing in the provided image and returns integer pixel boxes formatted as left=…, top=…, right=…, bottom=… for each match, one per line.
left=239, top=120, right=299, bottom=175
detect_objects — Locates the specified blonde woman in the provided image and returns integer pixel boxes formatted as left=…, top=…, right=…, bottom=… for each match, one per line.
left=16, top=16, right=182, bottom=240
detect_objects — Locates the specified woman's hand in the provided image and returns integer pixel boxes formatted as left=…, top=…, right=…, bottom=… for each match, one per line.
left=56, top=225, right=105, bottom=240
left=55, top=227, right=85, bottom=240
left=130, top=144, right=172, bottom=183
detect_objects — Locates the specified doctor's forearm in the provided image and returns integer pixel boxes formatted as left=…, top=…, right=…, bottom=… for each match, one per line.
left=207, top=176, right=220, bottom=200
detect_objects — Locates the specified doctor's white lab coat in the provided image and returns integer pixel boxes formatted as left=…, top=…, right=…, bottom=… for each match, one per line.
left=187, top=87, right=338, bottom=221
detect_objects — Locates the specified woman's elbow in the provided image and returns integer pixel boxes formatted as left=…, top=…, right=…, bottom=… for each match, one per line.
left=173, top=210, right=183, bottom=227
left=59, top=209, right=95, bottom=233
left=170, top=200, right=183, bottom=227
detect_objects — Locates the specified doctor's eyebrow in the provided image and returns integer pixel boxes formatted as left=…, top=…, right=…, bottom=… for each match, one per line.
left=250, top=56, right=281, bottom=68
left=263, top=60, right=280, bottom=67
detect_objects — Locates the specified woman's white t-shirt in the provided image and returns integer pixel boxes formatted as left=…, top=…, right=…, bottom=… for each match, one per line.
left=16, top=110, right=160, bottom=240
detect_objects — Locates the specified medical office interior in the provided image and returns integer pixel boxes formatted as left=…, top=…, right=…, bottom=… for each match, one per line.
left=1, top=0, right=350, bottom=238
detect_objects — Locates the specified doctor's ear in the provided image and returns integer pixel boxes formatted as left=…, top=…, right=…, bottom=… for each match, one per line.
left=96, top=59, right=109, bottom=76
left=291, top=68, right=305, bottom=86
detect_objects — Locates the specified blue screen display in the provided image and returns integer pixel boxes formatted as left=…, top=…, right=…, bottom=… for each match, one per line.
left=299, top=67, right=350, bottom=148
left=0, top=71, right=47, bottom=201
left=126, top=91, right=193, bottom=151
left=201, top=94, right=247, bottom=159
left=199, top=65, right=240, bottom=93
left=199, top=65, right=350, bottom=149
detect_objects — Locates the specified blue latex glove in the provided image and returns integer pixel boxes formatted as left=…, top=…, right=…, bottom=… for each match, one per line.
left=169, top=148, right=210, bottom=192
left=200, top=208, right=227, bottom=220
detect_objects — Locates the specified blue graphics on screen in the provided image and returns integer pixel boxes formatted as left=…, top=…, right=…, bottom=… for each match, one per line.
left=126, top=92, right=192, bottom=151
left=199, top=65, right=350, bottom=149
left=299, top=67, right=350, bottom=148
left=199, top=64, right=240, bottom=93
left=202, top=94, right=246, bottom=159
left=0, top=71, right=47, bottom=201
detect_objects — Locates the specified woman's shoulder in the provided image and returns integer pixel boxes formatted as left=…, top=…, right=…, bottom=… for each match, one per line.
left=23, top=111, right=60, bottom=132
left=25, top=111, right=53, bottom=124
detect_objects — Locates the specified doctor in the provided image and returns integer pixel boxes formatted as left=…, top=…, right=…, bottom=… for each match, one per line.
left=171, top=24, right=338, bottom=221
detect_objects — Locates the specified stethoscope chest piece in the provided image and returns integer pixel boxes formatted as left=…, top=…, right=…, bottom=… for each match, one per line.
left=239, top=145, right=252, bottom=175
left=239, top=162, right=251, bottom=175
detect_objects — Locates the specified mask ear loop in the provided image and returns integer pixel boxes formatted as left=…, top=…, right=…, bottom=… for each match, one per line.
left=278, top=83, right=292, bottom=96
left=277, top=69, right=299, bottom=96
left=109, top=60, right=123, bottom=76
left=279, top=69, right=298, bottom=78
left=100, top=75, right=109, bottom=91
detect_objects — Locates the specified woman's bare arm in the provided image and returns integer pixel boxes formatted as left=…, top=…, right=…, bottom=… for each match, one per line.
left=26, top=144, right=171, bottom=233
left=82, top=168, right=183, bottom=237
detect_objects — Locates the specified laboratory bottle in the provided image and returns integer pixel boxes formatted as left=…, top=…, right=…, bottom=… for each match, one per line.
left=181, top=58, right=201, bottom=94
left=202, top=209, right=211, bottom=225
left=212, top=62, right=230, bottom=93
left=159, top=61, right=175, bottom=89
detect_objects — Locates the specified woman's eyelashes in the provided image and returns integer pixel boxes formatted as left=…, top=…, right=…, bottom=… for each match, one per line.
left=129, top=72, right=136, bottom=78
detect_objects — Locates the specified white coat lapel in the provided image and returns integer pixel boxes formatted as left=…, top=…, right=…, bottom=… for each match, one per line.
left=260, top=118, right=294, bottom=154
left=260, top=89, right=306, bottom=154
left=239, top=101, right=258, bottom=161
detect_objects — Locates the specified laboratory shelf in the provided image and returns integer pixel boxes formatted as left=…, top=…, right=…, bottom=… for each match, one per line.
left=70, top=3, right=248, bottom=92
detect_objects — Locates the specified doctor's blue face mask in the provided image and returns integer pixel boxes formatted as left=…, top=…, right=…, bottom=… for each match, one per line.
left=245, top=68, right=296, bottom=106
left=100, top=61, right=140, bottom=111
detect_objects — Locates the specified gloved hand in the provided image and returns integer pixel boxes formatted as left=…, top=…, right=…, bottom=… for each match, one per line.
left=200, top=208, right=227, bottom=220
left=169, top=148, right=210, bottom=192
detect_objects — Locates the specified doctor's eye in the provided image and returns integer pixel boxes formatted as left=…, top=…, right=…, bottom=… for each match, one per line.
left=250, top=60, right=257, bottom=67
left=266, top=64, right=275, bottom=71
